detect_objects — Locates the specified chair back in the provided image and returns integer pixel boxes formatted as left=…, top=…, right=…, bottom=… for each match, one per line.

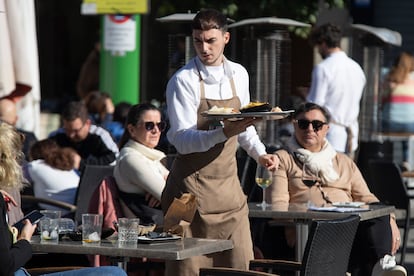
left=74, top=165, right=114, bottom=224
left=367, top=159, right=410, bottom=210
left=199, top=267, right=275, bottom=276
left=301, top=215, right=360, bottom=276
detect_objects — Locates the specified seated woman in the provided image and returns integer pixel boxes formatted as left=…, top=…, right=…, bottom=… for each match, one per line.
left=269, top=102, right=400, bottom=276
left=0, top=121, right=126, bottom=276
left=114, top=103, right=169, bottom=226
left=23, top=139, right=80, bottom=216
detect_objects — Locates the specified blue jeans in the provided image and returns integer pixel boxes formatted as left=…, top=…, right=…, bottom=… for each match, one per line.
left=16, top=266, right=127, bottom=276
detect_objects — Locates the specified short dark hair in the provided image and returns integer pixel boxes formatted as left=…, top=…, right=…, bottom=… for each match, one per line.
left=61, top=101, right=89, bottom=123
left=309, top=23, right=342, bottom=48
left=294, top=102, right=331, bottom=123
left=192, top=8, right=228, bottom=32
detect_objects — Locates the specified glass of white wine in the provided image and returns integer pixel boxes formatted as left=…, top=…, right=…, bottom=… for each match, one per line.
left=255, top=164, right=273, bottom=208
left=302, top=163, right=318, bottom=207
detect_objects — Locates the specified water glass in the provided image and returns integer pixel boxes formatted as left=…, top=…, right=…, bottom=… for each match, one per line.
left=82, top=213, right=103, bottom=245
left=118, top=218, right=140, bottom=248
left=40, top=218, right=59, bottom=244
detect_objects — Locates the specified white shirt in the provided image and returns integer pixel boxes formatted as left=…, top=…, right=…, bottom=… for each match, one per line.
left=26, top=160, right=79, bottom=211
left=166, top=56, right=266, bottom=160
left=307, top=51, right=366, bottom=152
left=114, top=140, right=168, bottom=200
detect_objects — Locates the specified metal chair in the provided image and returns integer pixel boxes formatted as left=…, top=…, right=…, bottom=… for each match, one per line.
left=74, top=165, right=114, bottom=224
left=367, top=159, right=414, bottom=265
left=249, top=215, right=360, bottom=276
left=200, top=267, right=277, bottom=276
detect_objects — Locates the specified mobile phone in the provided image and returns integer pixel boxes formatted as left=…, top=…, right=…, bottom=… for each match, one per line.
left=13, top=210, right=44, bottom=232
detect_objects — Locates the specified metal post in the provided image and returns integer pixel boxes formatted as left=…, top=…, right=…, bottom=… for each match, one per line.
left=100, top=14, right=140, bottom=104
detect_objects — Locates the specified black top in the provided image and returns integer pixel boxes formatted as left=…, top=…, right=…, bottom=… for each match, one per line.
left=49, top=129, right=117, bottom=172
left=0, top=195, right=32, bottom=275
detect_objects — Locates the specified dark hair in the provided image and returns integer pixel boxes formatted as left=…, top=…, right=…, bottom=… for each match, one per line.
left=192, top=8, right=228, bottom=32
left=61, top=101, right=89, bottom=123
left=309, top=23, right=342, bottom=48
left=29, top=139, right=75, bottom=171
left=118, top=103, right=160, bottom=149
left=294, top=102, right=331, bottom=123
left=113, top=102, right=132, bottom=123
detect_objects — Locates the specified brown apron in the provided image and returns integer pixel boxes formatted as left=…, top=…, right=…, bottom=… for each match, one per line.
left=162, top=67, right=253, bottom=275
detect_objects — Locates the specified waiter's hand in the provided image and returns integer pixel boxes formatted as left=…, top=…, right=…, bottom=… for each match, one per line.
left=222, top=117, right=260, bottom=138
left=258, top=154, right=280, bottom=172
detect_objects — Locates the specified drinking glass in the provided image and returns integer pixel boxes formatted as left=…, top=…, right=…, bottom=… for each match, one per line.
left=82, top=214, right=103, bottom=245
left=118, top=218, right=140, bottom=248
left=255, top=164, right=273, bottom=208
left=302, top=163, right=318, bottom=207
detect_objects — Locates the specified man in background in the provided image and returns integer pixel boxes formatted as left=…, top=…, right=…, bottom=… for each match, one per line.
left=307, top=23, right=366, bottom=158
left=48, top=101, right=118, bottom=172
left=0, top=98, right=38, bottom=161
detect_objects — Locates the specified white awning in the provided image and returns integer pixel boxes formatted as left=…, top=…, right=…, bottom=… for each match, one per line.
left=156, top=13, right=196, bottom=23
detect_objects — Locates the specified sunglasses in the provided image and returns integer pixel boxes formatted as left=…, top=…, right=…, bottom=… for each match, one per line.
left=294, top=119, right=327, bottom=132
left=143, top=121, right=167, bottom=132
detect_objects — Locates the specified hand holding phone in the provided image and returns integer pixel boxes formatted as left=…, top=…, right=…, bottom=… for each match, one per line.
left=13, top=210, right=44, bottom=232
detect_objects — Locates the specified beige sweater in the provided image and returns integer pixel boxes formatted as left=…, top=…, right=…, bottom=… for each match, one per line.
left=269, top=149, right=378, bottom=206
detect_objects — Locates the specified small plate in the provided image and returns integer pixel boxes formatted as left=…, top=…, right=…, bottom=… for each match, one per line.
left=201, top=110, right=294, bottom=121
left=332, top=202, right=365, bottom=208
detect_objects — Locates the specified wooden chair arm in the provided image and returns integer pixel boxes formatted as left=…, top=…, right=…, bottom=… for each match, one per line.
left=27, top=266, right=86, bottom=276
left=21, top=195, right=77, bottom=213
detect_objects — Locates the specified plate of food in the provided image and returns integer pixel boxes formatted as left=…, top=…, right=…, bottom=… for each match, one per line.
left=202, top=103, right=294, bottom=120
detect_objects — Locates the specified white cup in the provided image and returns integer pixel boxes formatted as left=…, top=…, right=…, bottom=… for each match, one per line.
left=82, top=214, right=103, bottom=245
left=118, top=218, right=140, bottom=248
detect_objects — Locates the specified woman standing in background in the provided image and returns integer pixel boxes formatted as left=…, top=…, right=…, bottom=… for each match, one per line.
left=382, top=52, right=414, bottom=168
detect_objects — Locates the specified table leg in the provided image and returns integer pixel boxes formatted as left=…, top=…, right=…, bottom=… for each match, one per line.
left=110, top=256, right=129, bottom=272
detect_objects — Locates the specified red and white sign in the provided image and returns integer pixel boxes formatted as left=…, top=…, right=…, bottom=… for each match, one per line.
left=103, top=15, right=136, bottom=53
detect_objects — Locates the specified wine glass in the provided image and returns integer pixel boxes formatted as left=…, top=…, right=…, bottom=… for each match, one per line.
left=255, top=165, right=273, bottom=209
left=302, top=163, right=317, bottom=207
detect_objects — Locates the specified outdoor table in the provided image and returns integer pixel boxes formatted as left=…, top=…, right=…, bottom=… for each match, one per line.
left=30, top=236, right=233, bottom=271
left=248, top=202, right=395, bottom=262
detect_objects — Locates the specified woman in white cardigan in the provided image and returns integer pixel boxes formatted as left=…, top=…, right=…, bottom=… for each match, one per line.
left=114, top=103, right=168, bottom=226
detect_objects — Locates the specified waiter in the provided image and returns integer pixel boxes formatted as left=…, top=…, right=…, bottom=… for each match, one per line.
left=161, top=8, right=278, bottom=276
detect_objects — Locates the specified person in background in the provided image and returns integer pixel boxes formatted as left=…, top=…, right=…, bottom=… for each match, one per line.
left=84, top=90, right=115, bottom=126
left=77, top=41, right=100, bottom=101
left=103, top=101, right=132, bottom=143
left=0, top=98, right=38, bottom=161
left=161, top=9, right=278, bottom=275
left=23, top=139, right=80, bottom=216
left=48, top=101, right=118, bottom=172
left=0, top=121, right=127, bottom=276
left=382, top=52, right=414, bottom=170
left=114, top=103, right=168, bottom=226
left=269, top=102, right=401, bottom=276
left=307, top=23, right=366, bottom=158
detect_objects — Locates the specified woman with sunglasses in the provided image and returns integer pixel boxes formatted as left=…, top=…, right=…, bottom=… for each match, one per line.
left=267, top=102, right=400, bottom=276
left=114, top=103, right=168, bottom=226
